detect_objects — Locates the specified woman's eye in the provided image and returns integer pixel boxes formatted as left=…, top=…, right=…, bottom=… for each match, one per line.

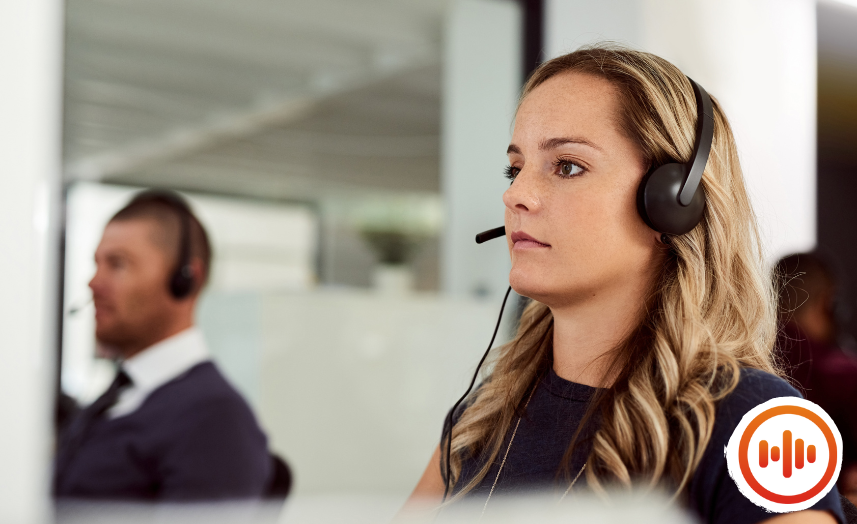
left=556, top=161, right=584, bottom=178
left=504, top=165, right=520, bottom=182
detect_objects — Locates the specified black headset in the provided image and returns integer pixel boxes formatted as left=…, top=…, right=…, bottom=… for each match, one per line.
left=445, top=78, right=715, bottom=500
left=637, top=77, right=712, bottom=237
left=475, top=77, right=713, bottom=245
left=128, top=190, right=196, bottom=299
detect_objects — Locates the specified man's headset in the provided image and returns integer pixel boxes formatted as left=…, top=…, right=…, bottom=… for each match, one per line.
left=109, top=190, right=197, bottom=299
left=138, top=190, right=197, bottom=299
left=443, top=78, right=714, bottom=500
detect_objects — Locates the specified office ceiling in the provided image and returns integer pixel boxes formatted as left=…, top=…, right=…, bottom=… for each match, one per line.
left=63, top=0, right=446, bottom=200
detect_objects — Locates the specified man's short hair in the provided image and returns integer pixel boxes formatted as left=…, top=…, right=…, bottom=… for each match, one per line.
left=110, top=190, right=212, bottom=289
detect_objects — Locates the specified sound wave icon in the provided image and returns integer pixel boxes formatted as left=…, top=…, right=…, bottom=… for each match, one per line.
left=759, top=430, right=817, bottom=478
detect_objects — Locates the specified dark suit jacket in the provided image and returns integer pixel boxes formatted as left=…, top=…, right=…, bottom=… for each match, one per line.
left=54, top=362, right=272, bottom=500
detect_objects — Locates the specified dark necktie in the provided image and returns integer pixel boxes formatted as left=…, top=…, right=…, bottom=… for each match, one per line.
left=53, top=369, right=132, bottom=493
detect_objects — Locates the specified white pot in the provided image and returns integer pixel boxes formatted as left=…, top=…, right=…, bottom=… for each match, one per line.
left=372, top=264, right=414, bottom=295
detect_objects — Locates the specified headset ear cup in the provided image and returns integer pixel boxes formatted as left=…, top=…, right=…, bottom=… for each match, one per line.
left=637, top=163, right=705, bottom=235
left=169, top=265, right=195, bottom=299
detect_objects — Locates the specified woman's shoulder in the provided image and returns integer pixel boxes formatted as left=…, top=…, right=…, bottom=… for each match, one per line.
left=717, top=366, right=800, bottom=415
left=708, top=367, right=800, bottom=448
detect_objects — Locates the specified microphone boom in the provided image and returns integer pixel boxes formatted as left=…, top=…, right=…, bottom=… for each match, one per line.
left=475, top=226, right=506, bottom=244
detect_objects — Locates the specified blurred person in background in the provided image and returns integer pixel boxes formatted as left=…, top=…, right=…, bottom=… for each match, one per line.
left=776, top=252, right=857, bottom=503
left=54, top=190, right=281, bottom=501
left=402, top=46, right=845, bottom=523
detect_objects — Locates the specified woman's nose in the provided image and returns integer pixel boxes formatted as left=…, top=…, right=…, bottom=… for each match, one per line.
left=503, top=168, right=541, bottom=214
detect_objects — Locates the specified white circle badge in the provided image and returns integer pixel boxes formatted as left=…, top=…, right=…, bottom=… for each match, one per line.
left=725, top=396, right=842, bottom=513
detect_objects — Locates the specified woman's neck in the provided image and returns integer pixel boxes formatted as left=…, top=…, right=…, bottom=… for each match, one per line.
left=550, top=280, right=650, bottom=388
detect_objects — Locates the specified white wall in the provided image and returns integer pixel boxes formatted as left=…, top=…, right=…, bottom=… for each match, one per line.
left=0, top=0, right=64, bottom=521
left=441, top=0, right=521, bottom=299
left=252, top=290, right=506, bottom=496
left=545, top=0, right=817, bottom=262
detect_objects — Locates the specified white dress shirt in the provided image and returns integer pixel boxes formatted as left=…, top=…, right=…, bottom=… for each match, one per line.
left=107, top=327, right=211, bottom=419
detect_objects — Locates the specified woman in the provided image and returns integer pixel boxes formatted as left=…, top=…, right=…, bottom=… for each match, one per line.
left=403, top=46, right=845, bottom=524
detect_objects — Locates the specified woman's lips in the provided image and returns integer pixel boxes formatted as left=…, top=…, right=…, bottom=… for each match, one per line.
left=510, top=231, right=550, bottom=249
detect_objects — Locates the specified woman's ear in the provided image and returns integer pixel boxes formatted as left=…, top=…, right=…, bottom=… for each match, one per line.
left=655, top=233, right=677, bottom=258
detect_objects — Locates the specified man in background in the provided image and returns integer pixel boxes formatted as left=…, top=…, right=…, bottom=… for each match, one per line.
left=54, top=190, right=274, bottom=500
left=776, top=252, right=857, bottom=503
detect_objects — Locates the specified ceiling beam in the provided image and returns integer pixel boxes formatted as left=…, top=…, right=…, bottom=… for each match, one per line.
left=65, top=61, right=438, bottom=181
left=66, top=95, right=317, bottom=180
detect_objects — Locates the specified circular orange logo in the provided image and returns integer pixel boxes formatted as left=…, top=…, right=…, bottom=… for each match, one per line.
left=726, top=397, right=842, bottom=512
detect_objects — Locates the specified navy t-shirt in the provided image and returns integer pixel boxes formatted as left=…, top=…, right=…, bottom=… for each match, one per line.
left=444, top=367, right=845, bottom=524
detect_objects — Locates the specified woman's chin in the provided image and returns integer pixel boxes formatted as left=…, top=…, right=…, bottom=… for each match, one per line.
left=509, top=268, right=554, bottom=302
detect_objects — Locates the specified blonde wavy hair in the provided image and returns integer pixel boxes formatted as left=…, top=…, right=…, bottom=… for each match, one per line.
left=443, top=45, right=779, bottom=500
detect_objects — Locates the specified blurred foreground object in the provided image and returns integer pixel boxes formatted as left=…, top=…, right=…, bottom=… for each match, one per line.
left=55, top=500, right=283, bottom=524
left=54, top=190, right=279, bottom=501
left=398, top=490, right=693, bottom=524
left=776, top=252, right=857, bottom=503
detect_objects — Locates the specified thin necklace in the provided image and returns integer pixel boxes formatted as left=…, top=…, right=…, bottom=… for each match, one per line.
left=479, top=384, right=587, bottom=520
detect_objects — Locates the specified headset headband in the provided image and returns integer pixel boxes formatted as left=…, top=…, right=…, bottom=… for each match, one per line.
left=679, top=78, right=714, bottom=206
left=126, top=189, right=195, bottom=298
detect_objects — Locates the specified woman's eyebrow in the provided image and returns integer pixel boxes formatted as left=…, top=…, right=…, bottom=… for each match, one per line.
left=506, top=137, right=603, bottom=155
left=539, top=136, right=603, bottom=152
